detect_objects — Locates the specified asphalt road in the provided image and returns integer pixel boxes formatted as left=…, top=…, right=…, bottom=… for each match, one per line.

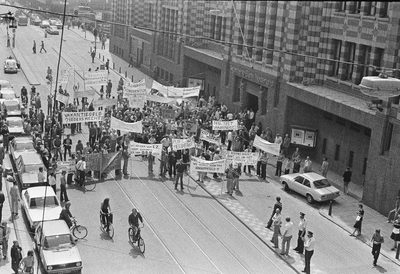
left=1, top=5, right=400, bottom=274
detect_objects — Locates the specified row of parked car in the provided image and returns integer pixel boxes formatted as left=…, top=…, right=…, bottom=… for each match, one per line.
left=0, top=78, right=83, bottom=273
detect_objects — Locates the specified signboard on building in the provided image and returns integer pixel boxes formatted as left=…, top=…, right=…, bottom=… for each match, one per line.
left=290, top=126, right=318, bottom=148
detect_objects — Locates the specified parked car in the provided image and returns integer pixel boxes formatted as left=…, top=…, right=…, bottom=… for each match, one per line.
left=1, top=99, right=22, bottom=117
left=15, top=151, right=47, bottom=189
left=280, top=172, right=340, bottom=203
left=0, top=79, right=12, bottom=89
left=34, top=220, right=83, bottom=274
left=21, top=186, right=62, bottom=230
left=0, top=88, right=17, bottom=100
left=6, top=116, right=25, bottom=135
left=31, top=15, right=42, bottom=26
left=40, top=20, right=50, bottom=28
left=46, top=26, right=59, bottom=35
left=8, top=136, right=35, bottom=176
left=49, top=17, right=62, bottom=29
left=4, top=57, right=19, bottom=73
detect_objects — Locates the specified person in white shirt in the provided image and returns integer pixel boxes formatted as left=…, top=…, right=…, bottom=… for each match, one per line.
left=280, top=217, right=294, bottom=256
left=274, top=134, right=283, bottom=146
left=37, top=167, right=46, bottom=184
left=302, top=231, right=315, bottom=274
left=49, top=173, right=56, bottom=194
left=293, top=212, right=307, bottom=254
left=270, top=208, right=281, bottom=248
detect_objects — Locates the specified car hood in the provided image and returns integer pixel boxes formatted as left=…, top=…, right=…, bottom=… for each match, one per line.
left=43, top=245, right=82, bottom=266
left=21, top=173, right=44, bottom=185
left=280, top=174, right=297, bottom=180
left=28, top=207, right=62, bottom=223
left=315, top=186, right=340, bottom=195
left=8, top=127, right=24, bottom=133
left=7, top=110, right=21, bottom=115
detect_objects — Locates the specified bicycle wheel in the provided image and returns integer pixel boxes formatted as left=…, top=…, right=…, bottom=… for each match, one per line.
left=84, top=178, right=96, bottom=191
left=128, top=227, right=134, bottom=244
left=138, top=237, right=145, bottom=254
left=107, top=223, right=115, bottom=238
left=73, top=225, right=88, bottom=239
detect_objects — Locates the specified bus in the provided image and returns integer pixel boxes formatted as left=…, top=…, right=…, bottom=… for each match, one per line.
left=17, top=15, right=28, bottom=26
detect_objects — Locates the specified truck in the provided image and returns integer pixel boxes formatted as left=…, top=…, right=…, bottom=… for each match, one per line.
left=17, top=15, right=28, bottom=26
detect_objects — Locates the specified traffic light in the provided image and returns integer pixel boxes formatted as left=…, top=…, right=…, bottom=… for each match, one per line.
left=93, top=28, right=98, bottom=37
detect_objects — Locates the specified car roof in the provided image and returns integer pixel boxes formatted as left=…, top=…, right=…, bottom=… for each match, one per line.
left=6, top=116, right=23, bottom=122
left=0, top=89, right=15, bottom=94
left=24, top=186, right=56, bottom=198
left=0, top=79, right=11, bottom=85
left=40, top=220, right=70, bottom=236
left=18, top=151, right=43, bottom=165
left=2, top=99, right=19, bottom=105
left=299, top=172, right=326, bottom=181
left=14, top=136, right=33, bottom=143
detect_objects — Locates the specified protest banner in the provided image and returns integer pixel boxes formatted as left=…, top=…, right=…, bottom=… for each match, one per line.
left=212, top=120, right=238, bottom=131
left=85, top=71, right=108, bottom=86
left=200, top=129, right=221, bottom=145
left=152, top=81, right=200, bottom=98
left=93, top=98, right=117, bottom=108
left=56, top=93, right=70, bottom=105
left=86, top=153, right=102, bottom=171
left=189, top=156, right=226, bottom=174
left=253, top=135, right=280, bottom=156
left=184, top=121, right=197, bottom=133
left=62, top=110, right=104, bottom=124
left=130, top=142, right=162, bottom=156
left=221, top=151, right=260, bottom=165
left=59, top=69, right=71, bottom=85
left=74, top=89, right=96, bottom=98
left=172, top=137, right=195, bottom=150
left=124, top=79, right=147, bottom=108
left=101, top=151, right=122, bottom=173
left=111, top=116, right=142, bottom=133
left=161, top=107, right=176, bottom=120
left=146, top=93, right=175, bottom=104
left=56, top=161, right=75, bottom=173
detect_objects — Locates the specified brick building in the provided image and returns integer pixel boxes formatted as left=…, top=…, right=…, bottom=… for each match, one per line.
left=109, top=0, right=400, bottom=215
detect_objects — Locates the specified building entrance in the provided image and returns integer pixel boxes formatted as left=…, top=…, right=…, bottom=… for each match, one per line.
left=246, top=92, right=259, bottom=113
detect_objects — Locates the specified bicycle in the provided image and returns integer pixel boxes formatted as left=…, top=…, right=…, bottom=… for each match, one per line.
left=74, top=172, right=97, bottom=191
left=70, top=218, right=88, bottom=239
left=100, top=212, right=114, bottom=238
left=128, top=224, right=145, bottom=254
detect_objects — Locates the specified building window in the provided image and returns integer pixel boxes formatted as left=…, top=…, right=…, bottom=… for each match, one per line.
left=382, top=121, right=393, bottom=153
left=364, top=127, right=371, bottom=137
left=338, top=1, right=347, bottom=11
left=365, top=1, right=377, bottom=16
left=345, top=42, right=356, bottom=80
left=362, top=158, right=367, bottom=175
left=348, top=151, right=354, bottom=168
left=331, top=39, right=342, bottom=77
left=233, top=77, right=241, bottom=102
left=215, top=16, right=223, bottom=41
left=322, top=138, right=327, bottom=154
left=352, top=1, right=362, bottom=14
left=359, top=45, right=371, bottom=81
left=379, top=2, right=389, bottom=17
left=336, top=116, right=346, bottom=126
left=323, top=111, right=333, bottom=120
left=334, top=144, right=340, bottom=161
left=350, top=122, right=361, bottom=132
left=371, top=48, right=384, bottom=76
left=210, top=15, right=216, bottom=39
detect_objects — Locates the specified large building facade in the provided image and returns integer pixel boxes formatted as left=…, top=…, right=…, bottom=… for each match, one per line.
left=109, top=0, right=400, bottom=215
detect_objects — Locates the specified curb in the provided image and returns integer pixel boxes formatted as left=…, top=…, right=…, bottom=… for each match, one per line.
left=318, top=209, right=400, bottom=266
left=10, top=47, right=41, bottom=86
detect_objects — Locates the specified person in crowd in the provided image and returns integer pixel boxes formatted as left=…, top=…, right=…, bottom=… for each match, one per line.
left=293, top=212, right=307, bottom=254
left=371, top=229, right=384, bottom=266
left=11, top=240, right=22, bottom=274
left=350, top=204, right=364, bottom=237
left=271, top=208, right=281, bottom=249
left=280, top=217, right=294, bottom=256
left=266, top=196, right=283, bottom=229
left=343, top=167, right=352, bottom=195
left=303, top=231, right=315, bottom=274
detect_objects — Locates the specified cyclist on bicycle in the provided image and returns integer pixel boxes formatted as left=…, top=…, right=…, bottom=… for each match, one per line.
left=59, top=202, right=74, bottom=228
left=100, top=198, right=111, bottom=232
left=128, top=208, right=143, bottom=242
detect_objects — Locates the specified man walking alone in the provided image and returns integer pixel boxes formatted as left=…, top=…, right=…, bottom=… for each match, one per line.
left=40, top=40, right=47, bottom=53
left=32, top=40, right=36, bottom=54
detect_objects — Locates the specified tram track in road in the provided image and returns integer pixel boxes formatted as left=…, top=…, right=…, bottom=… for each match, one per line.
left=123, top=156, right=290, bottom=274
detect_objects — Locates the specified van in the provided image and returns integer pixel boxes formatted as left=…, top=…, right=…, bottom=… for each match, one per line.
left=4, top=58, right=19, bottom=73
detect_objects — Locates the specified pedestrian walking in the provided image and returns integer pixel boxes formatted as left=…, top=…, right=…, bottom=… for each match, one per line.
left=148, top=151, right=154, bottom=174
left=122, top=147, right=130, bottom=176
left=175, top=159, right=185, bottom=190
left=350, top=204, right=364, bottom=236
left=91, top=50, right=95, bottom=63
left=343, top=167, right=352, bottom=195
left=9, top=178, right=19, bottom=217
left=0, top=220, right=10, bottom=259
left=49, top=172, right=57, bottom=194
left=32, top=40, right=36, bottom=53
left=320, top=158, right=329, bottom=177
left=266, top=196, right=283, bottom=229
left=76, top=157, right=86, bottom=186
left=371, top=229, right=384, bottom=266
left=275, top=151, right=284, bottom=176
left=10, top=240, right=22, bottom=274
left=270, top=208, right=281, bottom=249
left=40, top=40, right=47, bottom=53
left=302, top=231, right=315, bottom=274
left=128, top=55, right=134, bottom=67
left=105, top=58, right=110, bottom=73
left=60, top=170, right=69, bottom=203
left=232, top=163, right=242, bottom=192
left=225, top=163, right=235, bottom=196
left=0, top=190, right=4, bottom=222
left=280, top=217, right=294, bottom=256
left=293, top=212, right=307, bottom=254
left=292, top=148, right=301, bottom=173
left=390, top=217, right=400, bottom=251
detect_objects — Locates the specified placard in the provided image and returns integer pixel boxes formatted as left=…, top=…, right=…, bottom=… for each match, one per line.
left=152, top=81, right=200, bottom=98
left=189, top=156, right=226, bottom=173
left=172, top=138, right=195, bottom=150
left=161, top=108, right=176, bottom=120
left=62, top=110, right=104, bottom=123
left=221, top=151, right=260, bottom=165
left=184, top=121, right=197, bottom=133
left=124, top=79, right=147, bottom=109
left=74, top=89, right=96, bottom=98
left=111, top=116, right=142, bottom=133
left=291, top=129, right=304, bottom=145
left=93, top=98, right=117, bottom=108
left=85, top=71, right=108, bottom=86
left=200, top=129, right=221, bottom=145
left=146, top=94, right=175, bottom=104
left=56, top=93, right=69, bottom=105
left=212, top=120, right=238, bottom=131
left=130, top=142, right=162, bottom=156
left=253, top=135, right=280, bottom=156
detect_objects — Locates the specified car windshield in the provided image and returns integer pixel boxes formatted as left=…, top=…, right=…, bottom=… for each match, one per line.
left=2, top=92, right=16, bottom=99
left=8, top=119, right=22, bottom=127
left=313, top=179, right=332, bottom=189
left=4, top=101, right=20, bottom=110
left=30, top=196, right=59, bottom=208
left=24, top=163, right=44, bottom=173
left=15, top=142, right=34, bottom=151
left=44, top=234, right=73, bottom=248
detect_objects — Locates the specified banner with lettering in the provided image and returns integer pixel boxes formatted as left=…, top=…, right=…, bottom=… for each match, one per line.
left=74, top=89, right=96, bottom=98
left=189, top=156, right=226, bottom=174
left=59, top=68, right=71, bottom=85
left=85, top=71, right=108, bottom=86
left=93, top=98, right=117, bottom=108
left=124, top=79, right=147, bottom=109
left=111, top=116, right=142, bottom=133
left=56, top=93, right=69, bottom=105
left=212, top=120, right=238, bottom=131
left=253, top=135, right=280, bottom=156
left=161, top=107, right=176, bottom=120
left=221, top=151, right=260, bottom=165
left=146, top=94, right=175, bottom=104
left=62, top=110, right=104, bottom=123
left=172, top=137, right=195, bottom=150
left=130, top=142, right=162, bottom=156
left=184, top=121, right=197, bottom=133
left=152, top=81, right=200, bottom=98
left=101, top=151, right=122, bottom=173
left=86, top=153, right=102, bottom=171
left=200, top=129, right=221, bottom=145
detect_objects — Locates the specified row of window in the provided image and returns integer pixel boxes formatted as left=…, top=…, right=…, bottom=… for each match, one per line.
left=156, top=67, right=174, bottom=83
left=113, top=45, right=124, bottom=58
left=323, top=111, right=371, bottom=137
left=336, top=1, right=388, bottom=17
left=321, top=138, right=367, bottom=175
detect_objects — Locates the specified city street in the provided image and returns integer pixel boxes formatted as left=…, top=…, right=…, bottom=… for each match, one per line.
left=0, top=6, right=400, bottom=274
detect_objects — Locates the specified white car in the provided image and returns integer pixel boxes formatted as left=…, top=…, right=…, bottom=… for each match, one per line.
left=21, top=186, right=62, bottom=230
left=40, top=20, right=50, bottom=28
left=1, top=99, right=21, bottom=117
left=16, top=151, right=47, bottom=189
left=280, top=172, right=340, bottom=203
left=34, top=220, right=83, bottom=274
left=6, top=116, right=25, bottom=135
left=0, top=88, right=17, bottom=105
left=0, top=79, right=12, bottom=89
left=4, top=58, right=19, bottom=73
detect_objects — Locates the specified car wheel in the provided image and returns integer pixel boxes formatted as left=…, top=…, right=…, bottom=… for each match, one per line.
left=283, top=182, right=289, bottom=191
left=306, top=194, right=314, bottom=204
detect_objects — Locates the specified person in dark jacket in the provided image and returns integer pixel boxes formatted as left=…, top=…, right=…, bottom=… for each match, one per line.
left=266, top=196, right=283, bottom=229
left=11, top=240, right=22, bottom=274
left=343, top=167, right=352, bottom=195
